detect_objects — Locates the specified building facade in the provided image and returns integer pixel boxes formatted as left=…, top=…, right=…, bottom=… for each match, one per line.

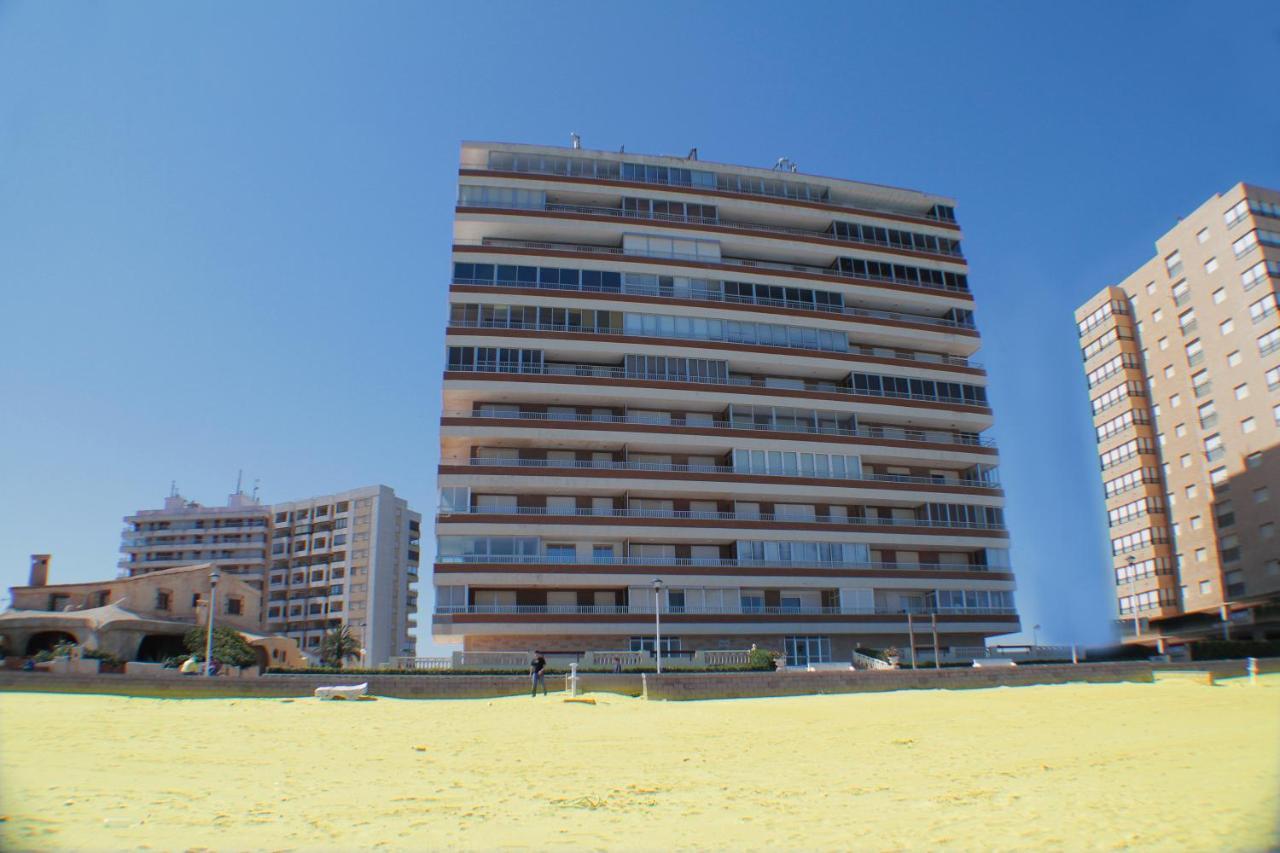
left=266, top=485, right=421, bottom=663
left=1075, top=182, right=1280, bottom=646
left=433, top=140, right=1019, bottom=665
left=122, top=485, right=421, bottom=664
left=120, top=490, right=272, bottom=581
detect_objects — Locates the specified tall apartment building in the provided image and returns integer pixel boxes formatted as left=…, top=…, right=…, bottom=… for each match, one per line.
left=1075, top=182, right=1280, bottom=646
left=123, top=484, right=421, bottom=664
left=432, top=140, right=1019, bottom=665
left=121, top=490, right=271, bottom=579
left=266, top=486, right=420, bottom=663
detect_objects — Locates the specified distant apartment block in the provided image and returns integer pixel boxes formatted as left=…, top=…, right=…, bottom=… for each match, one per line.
left=432, top=140, right=1019, bottom=666
left=121, top=484, right=420, bottom=664
left=266, top=486, right=420, bottom=664
left=1075, top=182, right=1280, bottom=646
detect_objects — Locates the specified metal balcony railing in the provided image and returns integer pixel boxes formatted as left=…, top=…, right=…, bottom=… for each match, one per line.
left=435, top=604, right=1017, bottom=617
left=458, top=238, right=972, bottom=295
left=471, top=161, right=959, bottom=227
left=458, top=456, right=1000, bottom=491
left=435, top=555, right=1000, bottom=572
left=450, top=409, right=997, bottom=448
left=445, top=363, right=991, bottom=409
left=442, top=504, right=1005, bottom=530
left=459, top=194, right=964, bottom=259
left=450, top=276, right=976, bottom=331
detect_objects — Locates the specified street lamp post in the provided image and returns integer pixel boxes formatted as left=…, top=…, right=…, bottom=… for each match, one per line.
left=203, top=568, right=221, bottom=677
left=1032, top=623, right=1041, bottom=649
left=652, top=578, right=663, bottom=675
left=1126, top=555, right=1141, bottom=640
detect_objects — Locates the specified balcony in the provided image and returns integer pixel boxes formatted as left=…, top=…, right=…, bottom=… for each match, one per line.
left=451, top=275, right=977, bottom=332
left=470, top=158, right=958, bottom=227
left=448, top=409, right=996, bottom=449
left=435, top=555, right=1002, bottom=573
left=444, top=363, right=992, bottom=411
left=448, top=319, right=979, bottom=368
left=458, top=456, right=999, bottom=491
left=435, top=604, right=1017, bottom=617
left=457, top=239, right=972, bottom=297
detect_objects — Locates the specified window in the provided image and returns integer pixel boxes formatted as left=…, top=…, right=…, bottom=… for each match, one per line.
left=1199, top=580, right=1212, bottom=595
left=1158, top=336, right=1169, bottom=351
left=630, top=636, right=681, bottom=653
left=1147, top=281, right=1157, bottom=295
left=1175, top=423, right=1187, bottom=437
left=1255, top=487, right=1270, bottom=504
left=1190, top=515, right=1203, bottom=530
left=1242, top=417, right=1256, bottom=434
left=1213, top=288, right=1226, bottom=304
left=1247, top=452, right=1263, bottom=469
left=1216, top=500, right=1234, bottom=527
left=1165, top=250, right=1183, bottom=277
left=1228, top=350, right=1242, bottom=367
left=1152, top=308, right=1164, bottom=323
left=784, top=636, right=832, bottom=666
left=1204, top=257, right=1219, bottom=274
left=1220, top=318, right=1235, bottom=335
left=1233, top=230, right=1259, bottom=258
left=1170, top=393, right=1181, bottom=408
left=1250, top=293, right=1280, bottom=324
left=1195, top=548, right=1207, bottom=563
left=1210, top=467, right=1228, bottom=485
left=1241, top=261, right=1274, bottom=292
left=226, top=598, right=243, bottom=616
left=1180, top=453, right=1192, bottom=468
left=1225, top=200, right=1249, bottom=228
left=1164, top=364, right=1175, bottom=378
left=1204, top=433, right=1224, bottom=462
left=1262, top=523, right=1276, bottom=540
left=1178, top=308, right=1197, bottom=332
left=1198, top=228, right=1210, bottom=244
left=155, top=591, right=171, bottom=611
left=1198, top=400, right=1217, bottom=428
left=1186, top=484, right=1198, bottom=499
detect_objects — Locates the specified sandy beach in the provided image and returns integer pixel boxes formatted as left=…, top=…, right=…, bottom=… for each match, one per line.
left=1, top=677, right=1277, bottom=851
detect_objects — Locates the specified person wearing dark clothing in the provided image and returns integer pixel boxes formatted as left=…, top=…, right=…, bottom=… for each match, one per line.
left=530, top=652, right=547, bottom=697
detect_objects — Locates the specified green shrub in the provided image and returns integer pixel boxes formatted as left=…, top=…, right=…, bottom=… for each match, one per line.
left=747, top=647, right=780, bottom=670
left=184, top=627, right=257, bottom=668
left=80, top=648, right=123, bottom=667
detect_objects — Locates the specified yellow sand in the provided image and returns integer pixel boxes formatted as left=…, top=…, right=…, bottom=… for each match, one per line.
left=2, top=678, right=1278, bottom=851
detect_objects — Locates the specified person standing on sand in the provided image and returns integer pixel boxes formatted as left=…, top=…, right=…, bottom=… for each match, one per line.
left=530, top=651, right=547, bottom=697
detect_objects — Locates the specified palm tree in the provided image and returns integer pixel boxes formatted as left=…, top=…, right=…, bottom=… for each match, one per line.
left=319, top=625, right=362, bottom=669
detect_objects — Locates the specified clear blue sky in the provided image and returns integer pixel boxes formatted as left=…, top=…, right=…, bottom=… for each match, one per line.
left=3, top=2, right=1279, bottom=651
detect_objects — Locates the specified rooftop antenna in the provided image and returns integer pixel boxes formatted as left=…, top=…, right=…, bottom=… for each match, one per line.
left=773, top=156, right=798, bottom=173
left=619, top=144, right=625, bottom=153
left=169, top=480, right=178, bottom=498
left=252, top=478, right=261, bottom=502
left=235, top=469, right=243, bottom=495
left=570, top=132, right=581, bottom=150
left=687, top=147, right=698, bottom=161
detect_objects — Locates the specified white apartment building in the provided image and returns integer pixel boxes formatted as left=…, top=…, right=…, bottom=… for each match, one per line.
left=432, top=140, right=1019, bottom=666
left=266, top=485, right=421, bottom=664
left=122, top=484, right=421, bottom=664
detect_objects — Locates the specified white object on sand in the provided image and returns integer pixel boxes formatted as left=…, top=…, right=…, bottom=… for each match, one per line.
left=314, top=682, right=368, bottom=700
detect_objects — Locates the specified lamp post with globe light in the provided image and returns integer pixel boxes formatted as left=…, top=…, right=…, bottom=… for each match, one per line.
left=203, top=568, right=220, bottom=677
left=652, top=578, right=664, bottom=674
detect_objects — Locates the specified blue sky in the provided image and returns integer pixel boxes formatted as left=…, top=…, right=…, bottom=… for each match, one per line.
left=2, top=2, right=1278, bottom=651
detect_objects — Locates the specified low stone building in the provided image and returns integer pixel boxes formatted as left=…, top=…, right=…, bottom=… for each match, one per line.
left=2, top=556, right=307, bottom=668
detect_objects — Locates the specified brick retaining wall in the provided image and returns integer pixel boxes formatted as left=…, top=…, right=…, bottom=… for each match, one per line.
left=0, top=658, right=1275, bottom=701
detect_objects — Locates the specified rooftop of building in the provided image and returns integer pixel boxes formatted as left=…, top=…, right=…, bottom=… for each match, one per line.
left=460, top=140, right=957, bottom=218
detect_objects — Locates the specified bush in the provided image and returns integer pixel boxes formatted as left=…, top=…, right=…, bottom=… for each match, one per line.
left=184, top=627, right=257, bottom=668
left=747, top=647, right=780, bottom=670
left=80, top=648, right=123, bottom=667
left=1190, top=639, right=1280, bottom=660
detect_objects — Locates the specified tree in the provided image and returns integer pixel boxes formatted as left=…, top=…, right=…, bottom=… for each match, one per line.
left=319, top=625, right=362, bottom=668
left=183, top=626, right=257, bottom=668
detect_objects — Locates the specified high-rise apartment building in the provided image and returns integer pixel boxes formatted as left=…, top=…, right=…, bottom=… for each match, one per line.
left=121, top=490, right=272, bottom=579
left=432, top=140, right=1019, bottom=665
left=122, top=484, right=421, bottom=664
left=266, top=485, right=421, bottom=664
left=1075, top=182, right=1280, bottom=646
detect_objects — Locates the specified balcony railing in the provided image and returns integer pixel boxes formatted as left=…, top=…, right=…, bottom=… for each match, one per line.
left=449, top=409, right=997, bottom=448
left=448, top=319, right=978, bottom=368
left=436, top=555, right=1000, bottom=572
left=446, top=363, right=992, bottom=410
left=471, top=161, right=958, bottom=227
left=450, top=276, right=976, bottom=331
left=457, top=239, right=972, bottom=296
left=436, top=604, right=1017, bottom=617
left=442, top=504, right=1004, bottom=530
left=459, top=197, right=965, bottom=259
left=459, top=456, right=1000, bottom=491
